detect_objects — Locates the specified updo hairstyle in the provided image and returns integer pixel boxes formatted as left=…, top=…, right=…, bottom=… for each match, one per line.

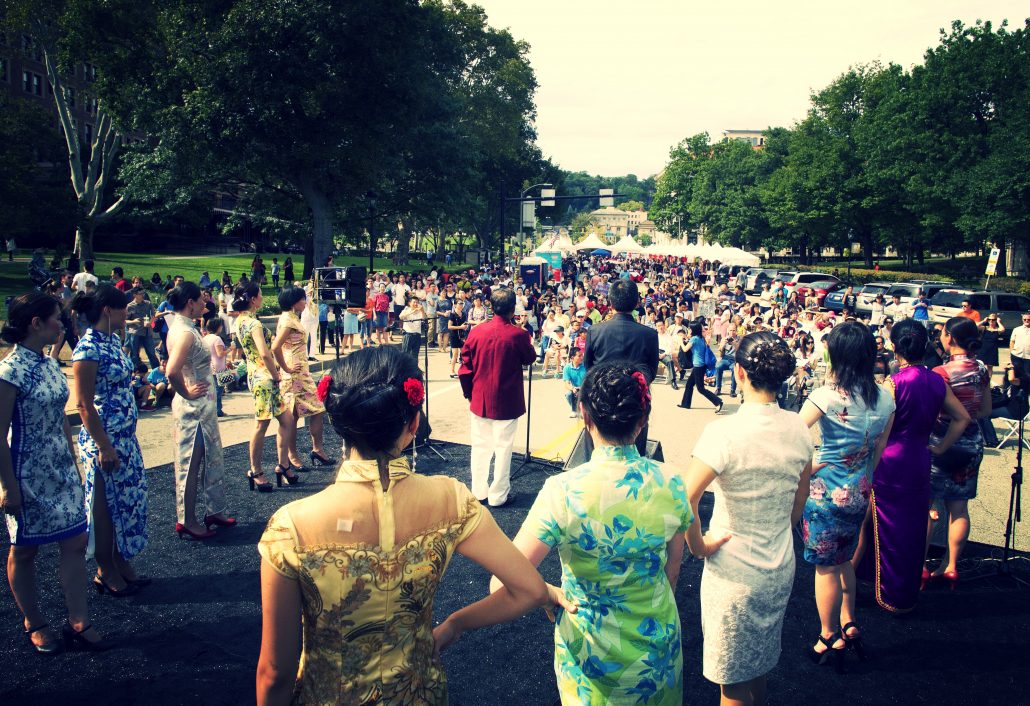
left=579, top=361, right=649, bottom=442
left=944, top=316, right=982, bottom=354
left=167, top=282, right=202, bottom=311
left=69, top=283, right=130, bottom=326
left=889, top=319, right=927, bottom=363
left=1, top=292, right=60, bottom=344
left=232, top=281, right=261, bottom=312
left=277, top=285, right=306, bottom=312
left=323, top=347, right=422, bottom=456
left=735, top=331, right=796, bottom=392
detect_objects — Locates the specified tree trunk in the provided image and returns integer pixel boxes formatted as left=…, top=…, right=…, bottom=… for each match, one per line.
left=74, top=221, right=95, bottom=260
left=994, top=238, right=1007, bottom=278
left=295, top=174, right=333, bottom=279
left=303, top=233, right=315, bottom=280
left=858, top=227, right=874, bottom=268
left=395, top=218, right=412, bottom=265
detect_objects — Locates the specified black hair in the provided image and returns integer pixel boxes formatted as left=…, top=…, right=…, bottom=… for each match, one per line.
left=69, top=284, right=130, bottom=326
left=490, top=287, right=516, bottom=317
left=205, top=318, right=224, bottom=335
left=130, top=286, right=146, bottom=297
left=167, top=282, right=202, bottom=311
left=2, top=292, right=61, bottom=344
left=277, top=285, right=307, bottom=312
left=825, top=321, right=880, bottom=408
left=943, top=316, right=982, bottom=354
left=323, top=347, right=423, bottom=455
left=608, top=280, right=639, bottom=313
left=232, top=281, right=261, bottom=312
left=84, top=260, right=94, bottom=272
left=735, top=331, right=796, bottom=393
left=579, top=361, right=649, bottom=442
left=112, top=266, right=124, bottom=278
left=889, top=319, right=927, bottom=363
left=689, top=321, right=703, bottom=337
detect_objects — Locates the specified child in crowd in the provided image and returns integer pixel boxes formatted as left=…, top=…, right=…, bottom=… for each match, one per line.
left=146, top=358, right=173, bottom=406
left=131, top=362, right=155, bottom=411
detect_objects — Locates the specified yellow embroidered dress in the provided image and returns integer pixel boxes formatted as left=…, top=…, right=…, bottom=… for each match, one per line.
left=276, top=310, right=325, bottom=418
left=258, top=458, right=484, bottom=705
left=236, top=311, right=286, bottom=420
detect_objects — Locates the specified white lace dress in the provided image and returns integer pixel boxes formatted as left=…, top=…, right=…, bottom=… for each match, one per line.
left=691, top=401, right=813, bottom=684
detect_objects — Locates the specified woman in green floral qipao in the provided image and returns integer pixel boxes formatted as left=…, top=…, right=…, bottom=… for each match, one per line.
left=495, top=362, right=693, bottom=705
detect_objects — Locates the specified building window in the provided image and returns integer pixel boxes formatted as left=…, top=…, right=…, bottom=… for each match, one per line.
left=65, top=86, right=75, bottom=108
left=86, top=95, right=98, bottom=115
left=22, top=70, right=42, bottom=96
left=84, top=122, right=94, bottom=146
left=83, top=62, right=96, bottom=82
left=21, top=35, right=43, bottom=63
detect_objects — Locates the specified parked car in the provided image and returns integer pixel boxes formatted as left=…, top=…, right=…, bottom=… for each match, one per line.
left=929, top=289, right=1030, bottom=330
left=715, top=264, right=749, bottom=286
left=823, top=285, right=849, bottom=313
left=745, top=268, right=780, bottom=294
left=784, top=272, right=839, bottom=294
left=854, top=282, right=893, bottom=315
left=885, top=281, right=954, bottom=302
left=797, top=280, right=850, bottom=309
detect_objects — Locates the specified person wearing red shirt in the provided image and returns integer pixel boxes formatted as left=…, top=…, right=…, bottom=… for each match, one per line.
left=111, top=267, right=130, bottom=293
left=458, top=288, right=537, bottom=507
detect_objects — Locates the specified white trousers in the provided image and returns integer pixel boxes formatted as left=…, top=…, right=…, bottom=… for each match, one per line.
left=469, top=413, right=519, bottom=505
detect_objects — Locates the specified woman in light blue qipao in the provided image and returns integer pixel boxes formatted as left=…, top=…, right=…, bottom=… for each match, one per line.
left=497, top=361, right=693, bottom=705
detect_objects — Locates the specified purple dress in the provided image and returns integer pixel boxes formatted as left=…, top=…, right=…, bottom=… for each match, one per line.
left=861, top=366, right=945, bottom=613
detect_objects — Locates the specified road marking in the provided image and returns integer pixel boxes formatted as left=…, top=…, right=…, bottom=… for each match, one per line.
left=531, top=419, right=584, bottom=462
left=428, top=383, right=459, bottom=399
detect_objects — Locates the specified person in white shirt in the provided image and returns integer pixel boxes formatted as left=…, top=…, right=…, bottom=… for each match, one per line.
left=71, top=260, right=99, bottom=291
left=884, top=294, right=909, bottom=321
left=1010, top=312, right=1030, bottom=384
left=656, top=320, right=680, bottom=389
left=399, top=296, right=426, bottom=359
left=389, top=274, right=411, bottom=330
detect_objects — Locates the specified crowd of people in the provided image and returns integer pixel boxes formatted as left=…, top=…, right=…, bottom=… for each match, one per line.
left=0, top=250, right=1026, bottom=706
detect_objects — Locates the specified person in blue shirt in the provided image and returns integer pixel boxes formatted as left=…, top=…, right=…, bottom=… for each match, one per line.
left=146, top=358, right=173, bottom=406
left=912, top=293, right=930, bottom=326
left=561, top=347, right=586, bottom=417
left=678, top=321, right=723, bottom=412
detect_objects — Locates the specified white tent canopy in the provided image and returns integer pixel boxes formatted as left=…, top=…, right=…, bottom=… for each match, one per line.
left=719, top=247, right=761, bottom=266
left=609, top=235, right=644, bottom=254
left=573, top=232, right=610, bottom=251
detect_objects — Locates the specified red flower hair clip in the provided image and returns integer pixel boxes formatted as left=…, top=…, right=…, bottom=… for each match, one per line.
left=403, top=377, right=425, bottom=407
left=631, top=371, right=651, bottom=410
left=316, top=374, right=332, bottom=403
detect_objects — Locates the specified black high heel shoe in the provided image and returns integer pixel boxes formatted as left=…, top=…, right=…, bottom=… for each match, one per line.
left=309, top=450, right=337, bottom=467
left=808, top=633, right=846, bottom=674
left=24, top=623, right=62, bottom=655
left=62, top=622, right=112, bottom=652
left=841, top=622, right=868, bottom=662
left=275, top=464, right=303, bottom=487
left=93, top=574, right=139, bottom=598
left=248, top=470, right=274, bottom=493
left=290, top=463, right=311, bottom=473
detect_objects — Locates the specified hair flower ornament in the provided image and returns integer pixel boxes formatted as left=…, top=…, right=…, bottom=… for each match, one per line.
left=316, top=374, right=332, bottom=403
left=630, top=370, right=651, bottom=410
left=403, top=378, right=425, bottom=407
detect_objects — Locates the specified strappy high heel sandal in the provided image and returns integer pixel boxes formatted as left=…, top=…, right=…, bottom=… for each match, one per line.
left=62, top=622, right=112, bottom=652
left=24, top=623, right=62, bottom=655
left=275, top=464, right=303, bottom=487
left=309, top=450, right=337, bottom=467
left=808, top=632, right=846, bottom=674
left=248, top=469, right=274, bottom=493
left=841, top=622, right=868, bottom=662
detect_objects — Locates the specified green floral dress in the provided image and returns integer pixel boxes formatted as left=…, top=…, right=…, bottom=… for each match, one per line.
left=236, top=312, right=286, bottom=420
left=523, top=445, right=693, bottom=705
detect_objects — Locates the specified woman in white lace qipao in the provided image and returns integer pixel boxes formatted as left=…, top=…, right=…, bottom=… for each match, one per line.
left=684, top=331, right=814, bottom=705
left=165, top=283, right=234, bottom=540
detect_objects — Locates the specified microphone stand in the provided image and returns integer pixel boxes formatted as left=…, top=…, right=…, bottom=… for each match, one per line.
left=513, top=360, right=564, bottom=479
left=409, top=316, right=449, bottom=461
left=1000, top=391, right=1027, bottom=585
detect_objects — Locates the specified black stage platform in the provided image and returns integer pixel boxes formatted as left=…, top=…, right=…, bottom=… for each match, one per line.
left=2, top=425, right=1028, bottom=705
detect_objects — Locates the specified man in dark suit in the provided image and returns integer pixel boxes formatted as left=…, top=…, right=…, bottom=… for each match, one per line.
left=458, top=287, right=537, bottom=507
left=583, top=279, right=659, bottom=455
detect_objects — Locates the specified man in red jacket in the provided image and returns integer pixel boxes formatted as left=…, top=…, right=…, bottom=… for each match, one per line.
left=458, top=287, right=537, bottom=507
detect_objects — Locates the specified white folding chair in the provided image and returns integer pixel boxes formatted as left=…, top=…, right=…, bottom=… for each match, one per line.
left=995, top=412, right=1030, bottom=451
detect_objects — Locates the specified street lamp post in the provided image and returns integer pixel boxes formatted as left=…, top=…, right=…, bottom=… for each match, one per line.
left=366, top=190, right=377, bottom=274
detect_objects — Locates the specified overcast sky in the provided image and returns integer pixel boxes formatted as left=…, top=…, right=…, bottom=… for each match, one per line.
left=473, top=1, right=1027, bottom=178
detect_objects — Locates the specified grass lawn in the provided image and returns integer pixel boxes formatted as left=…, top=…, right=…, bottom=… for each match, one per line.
left=0, top=250, right=469, bottom=305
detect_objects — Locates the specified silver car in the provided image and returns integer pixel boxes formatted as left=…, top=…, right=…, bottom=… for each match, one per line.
left=929, top=289, right=1030, bottom=331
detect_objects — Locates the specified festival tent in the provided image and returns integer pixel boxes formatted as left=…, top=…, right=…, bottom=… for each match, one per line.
left=573, top=232, right=609, bottom=251
left=720, top=247, right=761, bottom=266
left=554, top=234, right=576, bottom=252
left=609, top=235, right=644, bottom=255
left=644, top=243, right=670, bottom=256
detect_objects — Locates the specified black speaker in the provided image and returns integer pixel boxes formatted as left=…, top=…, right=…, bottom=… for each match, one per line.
left=562, top=429, right=663, bottom=470
left=315, top=266, right=366, bottom=307
left=345, top=266, right=367, bottom=306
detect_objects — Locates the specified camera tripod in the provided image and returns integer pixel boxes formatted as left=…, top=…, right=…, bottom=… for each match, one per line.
left=1000, top=394, right=1028, bottom=585
left=513, top=362, right=564, bottom=480
left=409, top=319, right=449, bottom=461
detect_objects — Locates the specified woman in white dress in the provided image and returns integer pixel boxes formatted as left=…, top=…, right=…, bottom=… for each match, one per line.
left=685, top=331, right=814, bottom=706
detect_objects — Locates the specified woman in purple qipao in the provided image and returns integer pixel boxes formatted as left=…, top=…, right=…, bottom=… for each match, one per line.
left=856, top=319, right=970, bottom=612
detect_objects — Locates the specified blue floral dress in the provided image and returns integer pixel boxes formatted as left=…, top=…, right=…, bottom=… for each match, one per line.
left=523, top=445, right=693, bottom=705
left=73, top=329, right=148, bottom=559
left=0, top=345, right=86, bottom=545
left=802, top=384, right=894, bottom=566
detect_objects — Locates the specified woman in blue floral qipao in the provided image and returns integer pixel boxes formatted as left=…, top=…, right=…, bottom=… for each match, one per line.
left=496, top=362, right=693, bottom=705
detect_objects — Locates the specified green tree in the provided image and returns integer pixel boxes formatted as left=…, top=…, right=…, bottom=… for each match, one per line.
left=650, top=133, right=712, bottom=238
left=616, top=200, right=644, bottom=212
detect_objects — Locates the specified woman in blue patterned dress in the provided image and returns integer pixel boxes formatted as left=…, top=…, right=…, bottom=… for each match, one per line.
left=498, top=362, right=693, bottom=705
left=0, top=293, right=108, bottom=653
left=798, top=322, right=894, bottom=671
left=71, top=285, right=149, bottom=597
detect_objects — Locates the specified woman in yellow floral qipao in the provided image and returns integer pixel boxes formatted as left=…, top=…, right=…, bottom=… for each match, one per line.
left=271, top=286, right=334, bottom=469
left=497, top=362, right=693, bottom=706
left=256, top=347, right=572, bottom=705
left=231, top=282, right=299, bottom=491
